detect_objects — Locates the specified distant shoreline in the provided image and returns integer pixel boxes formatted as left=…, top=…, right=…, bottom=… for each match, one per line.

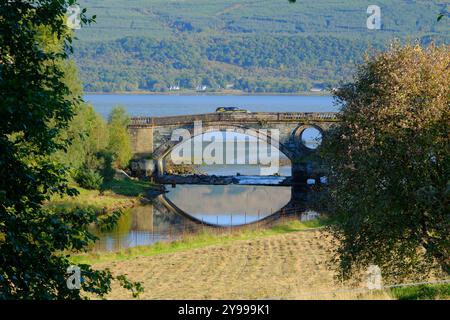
left=84, top=90, right=333, bottom=97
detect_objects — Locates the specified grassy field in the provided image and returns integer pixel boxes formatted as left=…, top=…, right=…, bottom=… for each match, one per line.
left=77, top=218, right=449, bottom=300
left=89, top=227, right=389, bottom=299
left=47, top=179, right=154, bottom=213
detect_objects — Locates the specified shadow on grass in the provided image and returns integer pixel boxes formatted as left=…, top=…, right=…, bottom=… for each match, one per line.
left=101, top=179, right=154, bottom=197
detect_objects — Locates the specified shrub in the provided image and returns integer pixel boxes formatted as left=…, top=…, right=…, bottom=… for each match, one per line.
left=75, top=169, right=104, bottom=190
left=107, top=106, right=132, bottom=168
left=97, top=151, right=115, bottom=183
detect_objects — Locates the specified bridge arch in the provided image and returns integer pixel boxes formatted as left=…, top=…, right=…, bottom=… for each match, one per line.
left=153, top=124, right=295, bottom=176
left=292, top=124, right=324, bottom=151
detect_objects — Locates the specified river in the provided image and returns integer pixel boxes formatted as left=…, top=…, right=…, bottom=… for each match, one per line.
left=91, top=184, right=294, bottom=252
left=85, top=94, right=337, bottom=118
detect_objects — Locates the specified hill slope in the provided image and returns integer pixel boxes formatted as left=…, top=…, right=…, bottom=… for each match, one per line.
left=74, top=0, right=449, bottom=93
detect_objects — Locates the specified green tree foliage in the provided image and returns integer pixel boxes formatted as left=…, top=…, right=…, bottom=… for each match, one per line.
left=321, top=43, right=450, bottom=282
left=0, top=0, right=140, bottom=299
left=57, top=94, right=132, bottom=188
left=69, top=0, right=449, bottom=93
left=74, top=35, right=382, bottom=93
left=54, top=60, right=114, bottom=188
left=73, top=34, right=449, bottom=94
left=107, top=105, right=132, bottom=169
left=54, top=102, right=109, bottom=173
left=51, top=56, right=110, bottom=174
left=75, top=169, right=104, bottom=190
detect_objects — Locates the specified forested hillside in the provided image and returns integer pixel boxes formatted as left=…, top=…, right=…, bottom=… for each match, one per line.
left=74, top=0, right=449, bottom=93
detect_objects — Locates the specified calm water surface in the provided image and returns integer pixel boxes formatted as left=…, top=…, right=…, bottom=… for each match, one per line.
left=85, top=94, right=337, bottom=118
left=166, top=185, right=291, bottom=225
left=93, top=184, right=292, bottom=252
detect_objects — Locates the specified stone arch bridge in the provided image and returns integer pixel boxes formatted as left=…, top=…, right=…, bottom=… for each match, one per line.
left=128, top=112, right=338, bottom=182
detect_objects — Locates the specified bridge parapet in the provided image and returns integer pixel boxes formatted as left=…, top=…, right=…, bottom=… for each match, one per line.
left=278, top=112, right=337, bottom=121
left=129, top=112, right=338, bottom=127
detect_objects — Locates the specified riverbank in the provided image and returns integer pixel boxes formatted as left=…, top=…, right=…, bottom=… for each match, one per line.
left=72, top=217, right=328, bottom=265
left=47, top=179, right=159, bottom=213
left=85, top=90, right=333, bottom=97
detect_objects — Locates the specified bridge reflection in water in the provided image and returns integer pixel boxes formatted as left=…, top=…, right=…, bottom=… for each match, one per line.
left=160, top=185, right=292, bottom=226
left=92, top=184, right=313, bottom=252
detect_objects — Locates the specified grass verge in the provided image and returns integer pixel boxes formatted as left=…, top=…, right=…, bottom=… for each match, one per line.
left=71, top=217, right=330, bottom=265
left=47, top=179, right=154, bottom=213
left=101, top=179, right=155, bottom=197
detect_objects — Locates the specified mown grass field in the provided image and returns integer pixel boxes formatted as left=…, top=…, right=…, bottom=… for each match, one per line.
left=78, top=219, right=449, bottom=300
left=90, top=228, right=389, bottom=299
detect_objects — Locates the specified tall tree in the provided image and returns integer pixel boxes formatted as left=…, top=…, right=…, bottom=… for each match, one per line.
left=107, top=105, right=132, bottom=169
left=321, top=43, right=449, bottom=282
left=54, top=102, right=109, bottom=173
left=0, top=0, right=140, bottom=299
